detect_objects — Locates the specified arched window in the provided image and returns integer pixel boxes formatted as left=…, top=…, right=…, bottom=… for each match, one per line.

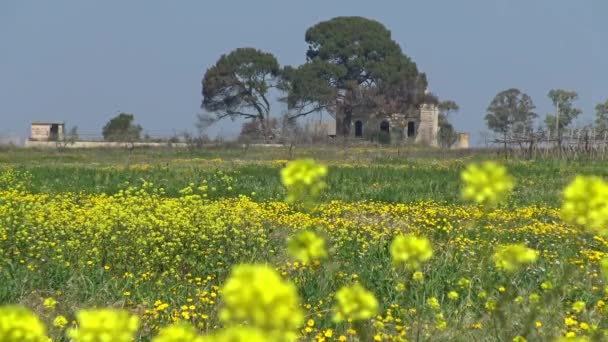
left=407, top=121, right=416, bottom=137
left=380, top=121, right=390, bottom=133
left=355, top=120, right=363, bottom=137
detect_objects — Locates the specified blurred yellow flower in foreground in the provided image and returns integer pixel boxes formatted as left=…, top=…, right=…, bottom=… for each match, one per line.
left=0, top=306, right=48, bottom=342
left=390, top=235, right=433, bottom=270
left=562, top=175, right=608, bottom=235
left=287, top=230, right=327, bottom=264
left=333, top=283, right=378, bottom=322
left=461, top=161, right=514, bottom=206
left=220, top=264, right=303, bottom=336
left=493, top=244, right=538, bottom=273
left=153, top=323, right=204, bottom=342
left=68, top=309, right=139, bottom=342
left=280, top=159, right=327, bottom=205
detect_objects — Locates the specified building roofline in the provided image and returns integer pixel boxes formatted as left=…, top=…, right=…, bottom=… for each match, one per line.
left=31, top=122, right=65, bottom=125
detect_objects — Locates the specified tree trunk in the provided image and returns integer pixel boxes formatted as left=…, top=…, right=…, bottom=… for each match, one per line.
left=338, top=107, right=352, bottom=137
left=503, top=132, right=508, bottom=159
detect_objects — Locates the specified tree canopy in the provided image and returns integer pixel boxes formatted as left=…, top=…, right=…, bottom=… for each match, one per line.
left=595, top=99, right=608, bottom=133
left=201, top=47, right=280, bottom=141
left=485, top=88, right=537, bottom=138
left=283, top=16, right=423, bottom=136
left=438, top=100, right=460, bottom=148
left=545, top=89, right=582, bottom=137
left=102, top=113, right=142, bottom=142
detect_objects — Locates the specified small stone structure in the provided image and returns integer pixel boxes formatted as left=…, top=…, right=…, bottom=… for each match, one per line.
left=30, top=122, right=64, bottom=141
left=453, top=133, right=470, bottom=149
left=342, top=101, right=440, bottom=146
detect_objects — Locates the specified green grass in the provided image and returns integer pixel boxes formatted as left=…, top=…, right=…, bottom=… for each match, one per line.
left=3, top=146, right=608, bottom=206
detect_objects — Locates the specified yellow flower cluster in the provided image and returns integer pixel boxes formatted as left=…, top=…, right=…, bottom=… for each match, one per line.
left=562, top=176, right=608, bottom=235
left=287, top=230, right=327, bottom=264
left=220, top=264, right=303, bottom=337
left=280, top=159, right=327, bottom=205
left=493, top=244, right=538, bottom=273
left=390, top=234, right=433, bottom=270
left=0, top=306, right=48, bottom=342
left=68, top=309, right=140, bottom=342
left=152, top=323, right=205, bottom=342
left=333, top=283, right=379, bottom=322
left=461, top=161, right=514, bottom=207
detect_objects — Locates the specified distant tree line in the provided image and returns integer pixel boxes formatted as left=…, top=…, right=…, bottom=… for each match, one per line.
left=485, top=88, right=608, bottom=155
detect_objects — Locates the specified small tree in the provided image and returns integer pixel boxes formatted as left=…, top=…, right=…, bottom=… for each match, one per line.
left=545, top=89, right=582, bottom=147
left=485, top=88, right=537, bottom=154
left=595, top=99, right=608, bottom=134
left=102, top=113, right=142, bottom=142
left=57, top=125, right=79, bottom=150
left=201, top=48, right=280, bottom=143
left=438, top=100, right=459, bottom=148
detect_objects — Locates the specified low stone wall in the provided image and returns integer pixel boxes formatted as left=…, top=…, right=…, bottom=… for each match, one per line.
left=24, top=140, right=189, bottom=149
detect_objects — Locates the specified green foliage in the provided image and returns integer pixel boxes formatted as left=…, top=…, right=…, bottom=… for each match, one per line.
left=595, top=99, right=608, bottom=133
left=288, top=16, right=422, bottom=135
left=438, top=100, right=460, bottom=148
left=485, top=88, right=537, bottom=136
left=201, top=48, right=280, bottom=141
left=102, top=113, right=142, bottom=142
left=545, top=89, right=582, bottom=135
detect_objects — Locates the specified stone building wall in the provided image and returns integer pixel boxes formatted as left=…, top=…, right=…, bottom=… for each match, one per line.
left=30, top=123, right=64, bottom=141
left=415, top=104, right=439, bottom=147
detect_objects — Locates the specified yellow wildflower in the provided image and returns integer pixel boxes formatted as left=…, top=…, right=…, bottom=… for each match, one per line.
left=152, top=323, right=204, bottom=342
left=52, top=315, right=68, bottom=329
left=42, top=297, right=57, bottom=310
left=426, top=297, right=440, bottom=311
left=461, top=161, right=514, bottom=206
left=572, top=301, right=585, bottom=313
left=287, top=230, right=327, bottom=264
left=562, top=175, right=608, bottom=234
left=390, top=235, right=433, bottom=270
left=67, top=309, right=139, bottom=342
left=220, top=264, right=303, bottom=333
left=333, top=283, right=379, bottom=322
left=0, top=306, right=48, bottom=342
left=493, top=244, right=538, bottom=272
left=280, top=159, right=327, bottom=205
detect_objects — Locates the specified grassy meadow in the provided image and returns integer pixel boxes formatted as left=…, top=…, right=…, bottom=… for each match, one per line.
left=0, top=146, right=607, bottom=341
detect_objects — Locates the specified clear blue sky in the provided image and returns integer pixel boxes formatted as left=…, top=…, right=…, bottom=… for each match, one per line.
left=1, top=1, right=606, bottom=144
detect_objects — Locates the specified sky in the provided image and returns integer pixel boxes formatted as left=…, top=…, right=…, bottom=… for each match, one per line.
left=0, top=0, right=606, bottom=145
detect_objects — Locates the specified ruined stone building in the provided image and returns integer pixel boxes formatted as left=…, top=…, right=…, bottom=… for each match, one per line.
left=316, top=100, right=440, bottom=146
left=30, top=122, right=64, bottom=141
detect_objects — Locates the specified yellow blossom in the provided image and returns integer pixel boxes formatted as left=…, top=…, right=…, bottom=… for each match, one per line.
left=390, top=235, right=433, bottom=270
left=562, top=175, right=608, bottom=234
left=220, top=264, right=303, bottom=334
left=333, top=283, right=379, bottom=322
left=152, top=323, right=204, bottom=342
left=52, top=315, right=68, bottom=329
left=0, top=306, right=48, bottom=342
left=67, top=309, right=139, bottom=342
left=287, top=230, right=327, bottom=264
left=280, top=159, right=327, bottom=205
left=461, top=161, right=514, bottom=206
left=493, top=244, right=538, bottom=273
left=572, top=301, right=585, bottom=313
left=42, top=297, right=57, bottom=310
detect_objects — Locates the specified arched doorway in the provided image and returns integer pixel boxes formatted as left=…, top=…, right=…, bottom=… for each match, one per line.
left=380, top=121, right=390, bottom=133
left=355, top=120, right=363, bottom=137
left=407, top=121, right=416, bottom=137
left=379, top=120, right=390, bottom=144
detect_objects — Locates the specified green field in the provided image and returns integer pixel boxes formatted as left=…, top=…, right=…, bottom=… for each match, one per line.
left=1, top=146, right=607, bottom=341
